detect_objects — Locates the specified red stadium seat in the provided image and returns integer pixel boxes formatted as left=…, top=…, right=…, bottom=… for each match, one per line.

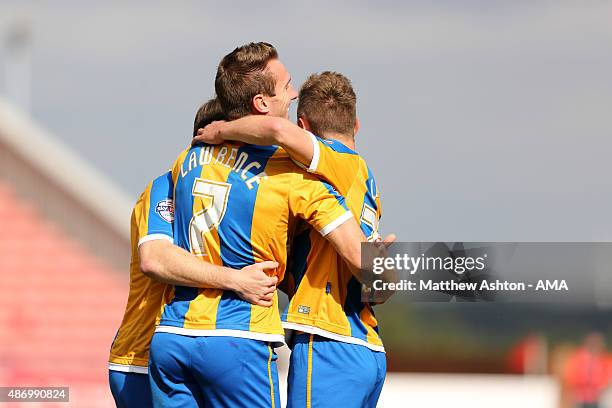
left=0, top=181, right=126, bottom=407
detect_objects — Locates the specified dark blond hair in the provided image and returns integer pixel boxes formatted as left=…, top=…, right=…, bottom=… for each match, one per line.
left=215, top=42, right=278, bottom=120
left=297, top=71, right=356, bottom=137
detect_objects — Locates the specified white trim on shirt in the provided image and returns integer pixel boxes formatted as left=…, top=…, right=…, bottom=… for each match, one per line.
left=318, top=211, right=352, bottom=237
left=306, top=131, right=320, bottom=173
left=108, top=363, right=148, bottom=374
left=282, top=322, right=385, bottom=353
left=154, top=326, right=286, bottom=348
left=137, top=233, right=173, bottom=247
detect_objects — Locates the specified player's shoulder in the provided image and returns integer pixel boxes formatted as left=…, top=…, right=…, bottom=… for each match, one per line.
left=314, top=135, right=367, bottom=174
left=151, top=170, right=173, bottom=186
left=186, top=141, right=281, bottom=162
left=241, top=143, right=280, bottom=155
left=138, top=171, right=173, bottom=203
left=174, top=144, right=193, bottom=164
left=364, top=163, right=377, bottom=180
left=132, top=170, right=172, bottom=212
left=264, top=145, right=306, bottom=172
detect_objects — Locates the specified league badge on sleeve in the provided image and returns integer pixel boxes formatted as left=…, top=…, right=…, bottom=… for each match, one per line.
left=155, top=199, right=174, bottom=223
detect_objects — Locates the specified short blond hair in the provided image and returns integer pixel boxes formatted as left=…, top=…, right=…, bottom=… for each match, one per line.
left=297, top=71, right=356, bottom=137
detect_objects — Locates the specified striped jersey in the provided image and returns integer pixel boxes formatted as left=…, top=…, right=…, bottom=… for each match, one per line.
left=156, top=142, right=352, bottom=345
left=282, top=133, right=384, bottom=352
left=109, top=172, right=175, bottom=373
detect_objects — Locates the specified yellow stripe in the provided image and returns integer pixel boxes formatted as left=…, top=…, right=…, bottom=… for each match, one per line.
left=307, top=334, right=314, bottom=408
left=267, top=344, right=275, bottom=408
left=140, top=182, right=153, bottom=240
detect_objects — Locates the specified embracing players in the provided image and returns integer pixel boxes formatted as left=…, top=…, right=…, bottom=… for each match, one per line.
left=148, top=42, right=378, bottom=408
left=196, top=71, right=389, bottom=407
left=111, top=42, right=392, bottom=408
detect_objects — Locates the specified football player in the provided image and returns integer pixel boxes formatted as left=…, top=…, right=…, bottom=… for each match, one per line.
left=108, top=99, right=278, bottom=408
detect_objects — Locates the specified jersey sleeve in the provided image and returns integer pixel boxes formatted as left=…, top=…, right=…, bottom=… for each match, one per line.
left=288, top=171, right=353, bottom=237
left=134, top=171, right=175, bottom=247
left=303, top=132, right=362, bottom=197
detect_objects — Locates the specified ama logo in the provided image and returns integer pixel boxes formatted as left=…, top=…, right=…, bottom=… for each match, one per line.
left=155, top=199, right=174, bottom=223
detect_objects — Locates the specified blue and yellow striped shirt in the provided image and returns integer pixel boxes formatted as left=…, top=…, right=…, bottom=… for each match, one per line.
left=282, top=135, right=384, bottom=352
left=156, top=143, right=352, bottom=344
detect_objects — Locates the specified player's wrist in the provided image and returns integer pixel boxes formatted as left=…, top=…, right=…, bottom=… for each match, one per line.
left=220, top=268, right=240, bottom=291
left=218, top=122, right=231, bottom=142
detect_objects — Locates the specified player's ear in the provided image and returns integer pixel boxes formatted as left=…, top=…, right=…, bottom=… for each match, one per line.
left=353, top=117, right=360, bottom=136
left=252, top=94, right=270, bottom=115
left=297, top=116, right=311, bottom=131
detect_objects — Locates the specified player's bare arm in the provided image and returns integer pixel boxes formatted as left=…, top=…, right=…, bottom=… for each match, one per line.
left=324, top=216, right=396, bottom=283
left=139, top=240, right=278, bottom=307
left=194, top=116, right=314, bottom=168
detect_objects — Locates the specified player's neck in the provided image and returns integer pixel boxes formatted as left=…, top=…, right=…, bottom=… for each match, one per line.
left=320, top=132, right=356, bottom=150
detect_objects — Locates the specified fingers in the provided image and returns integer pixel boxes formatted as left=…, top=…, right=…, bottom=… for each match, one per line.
left=383, top=233, right=396, bottom=248
left=237, top=260, right=280, bottom=308
left=255, top=299, right=274, bottom=307
left=192, top=123, right=223, bottom=145
left=383, top=233, right=396, bottom=243
left=255, top=261, right=280, bottom=286
left=192, top=131, right=204, bottom=145
left=249, top=292, right=274, bottom=307
left=192, top=130, right=211, bottom=143
left=256, top=261, right=279, bottom=271
left=373, top=234, right=396, bottom=256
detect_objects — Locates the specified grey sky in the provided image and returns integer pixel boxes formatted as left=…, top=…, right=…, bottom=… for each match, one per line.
left=1, top=1, right=611, bottom=241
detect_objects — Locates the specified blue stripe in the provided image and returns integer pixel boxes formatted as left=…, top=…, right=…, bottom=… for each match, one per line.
left=321, top=180, right=348, bottom=211
left=344, top=166, right=378, bottom=340
left=315, top=136, right=358, bottom=155
left=160, top=147, right=203, bottom=327
left=289, top=229, right=312, bottom=289
left=146, top=171, right=174, bottom=236
left=344, top=277, right=368, bottom=341
left=281, top=228, right=311, bottom=322
left=215, top=145, right=277, bottom=330
left=360, top=167, right=378, bottom=237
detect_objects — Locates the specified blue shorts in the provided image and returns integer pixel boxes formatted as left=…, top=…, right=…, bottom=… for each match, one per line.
left=148, top=332, right=280, bottom=408
left=109, top=370, right=153, bottom=408
left=287, top=334, right=386, bottom=408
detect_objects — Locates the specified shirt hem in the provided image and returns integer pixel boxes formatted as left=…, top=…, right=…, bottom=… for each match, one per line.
left=155, top=326, right=286, bottom=347
left=282, top=321, right=385, bottom=352
left=108, top=363, right=148, bottom=374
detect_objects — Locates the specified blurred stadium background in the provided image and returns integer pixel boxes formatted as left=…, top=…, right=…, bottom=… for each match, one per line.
left=2, top=2, right=612, bottom=407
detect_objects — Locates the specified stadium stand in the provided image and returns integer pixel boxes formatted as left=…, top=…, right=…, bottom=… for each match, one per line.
left=0, top=97, right=131, bottom=407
